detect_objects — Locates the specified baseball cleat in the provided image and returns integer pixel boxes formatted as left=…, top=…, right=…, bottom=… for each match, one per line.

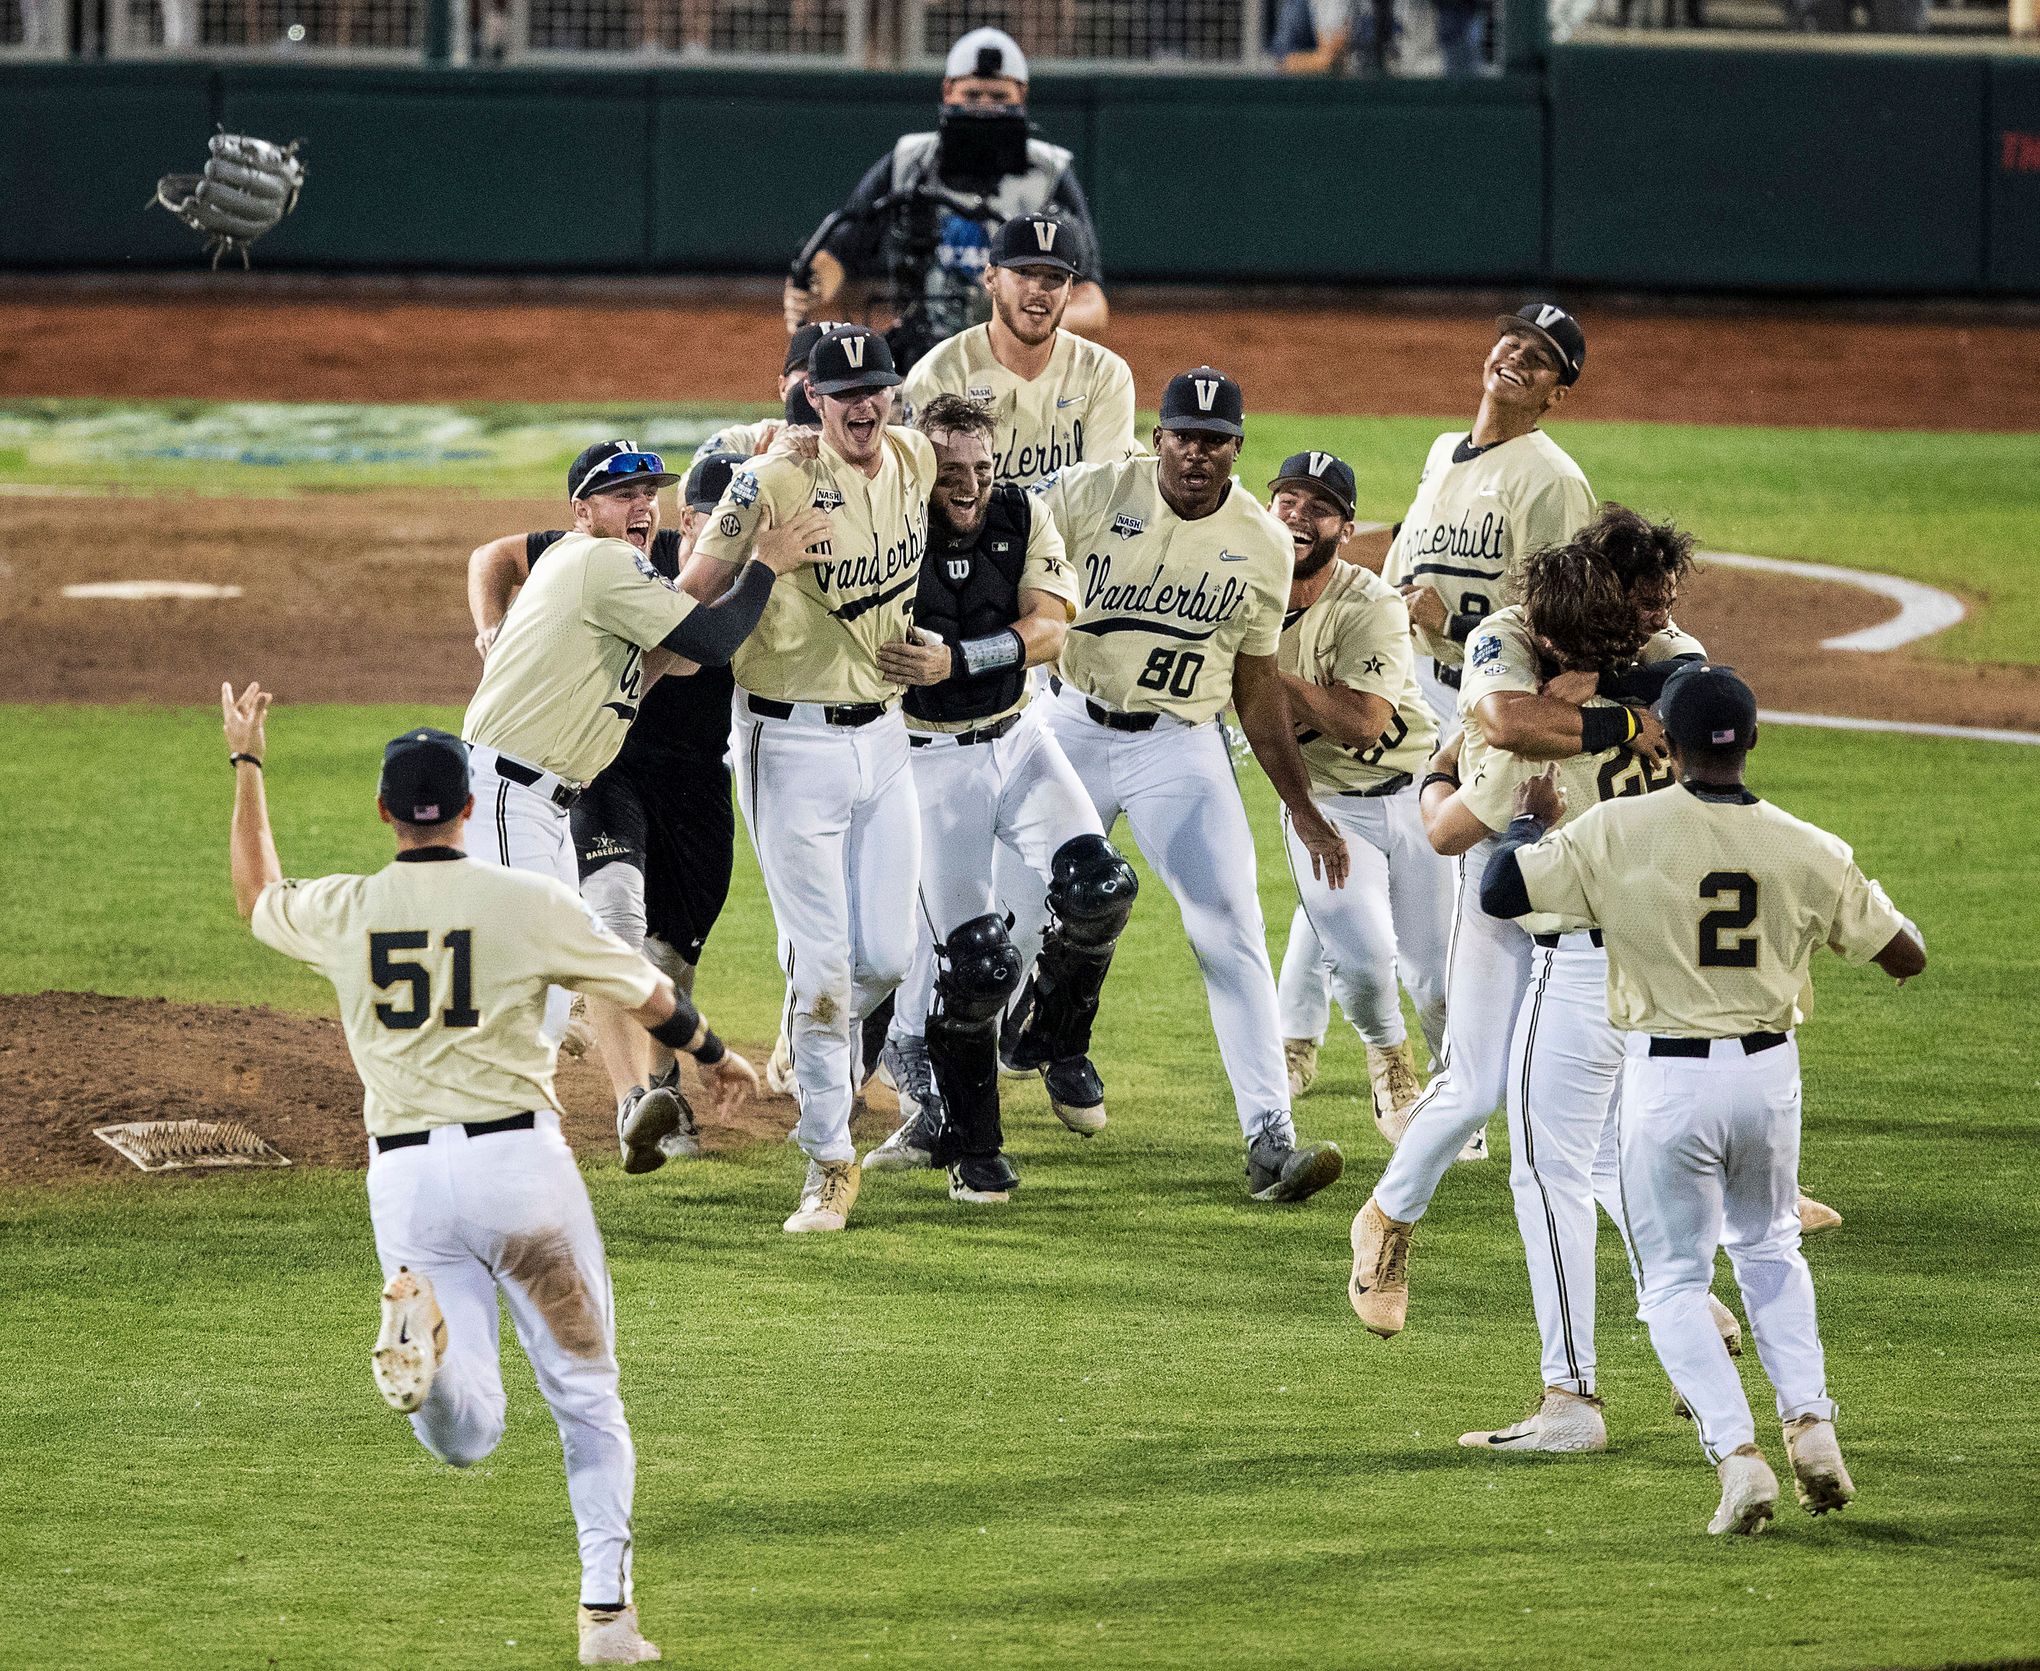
left=1459, top=1387, right=1608, bottom=1454
left=1798, top=1193, right=1843, bottom=1234
left=1246, top=1131, right=1344, bottom=1203
left=783, top=1159, right=861, bottom=1234
left=1783, top=1416, right=1855, bottom=1515
left=371, top=1267, right=446, bottom=1415
left=617, top=1085, right=687, bottom=1175
left=862, top=1108, right=942, bottom=1173
left=1042, top=1057, right=1108, bottom=1135
left=647, top=1063, right=702, bottom=1160
left=1454, top=1124, right=1490, bottom=1164
left=578, top=1603, right=661, bottom=1664
left=1366, top=1040, right=1422, bottom=1145
left=878, top=1034, right=945, bottom=1129
left=560, top=993, right=594, bottom=1060
left=948, top=1152, right=1021, bottom=1204
left=1708, top=1446, right=1780, bottom=1537
left=1284, top=1037, right=1320, bottom=1100
left=765, top=1027, right=796, bottom=1096
left=1349, top=1198, right=1414, bottom=1337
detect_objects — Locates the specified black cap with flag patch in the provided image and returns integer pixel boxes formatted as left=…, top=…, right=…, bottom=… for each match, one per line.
left=1657, top=663, right=1759, bottom=752
left=1269, top=450, right=1357, bottom=519
left=989, top=213, right=1083, bottom=277
left=379, top=727, right=471, bottom=825
left=685, top=450, right=746, bottom=513
left=1158, top=366, right=1245, bottom=439
left=1496, top=302, right=1587, bottom=387
left=568, top=439, right=679, bottom=501
left=807, top=325, right=903, bottom=396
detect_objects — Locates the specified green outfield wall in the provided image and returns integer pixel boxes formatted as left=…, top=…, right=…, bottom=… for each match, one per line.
left=2, top=48, right=2034, bottom=293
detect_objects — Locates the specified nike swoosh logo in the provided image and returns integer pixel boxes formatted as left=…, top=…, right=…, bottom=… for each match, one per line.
left=1485, top=1432, right=1529, bottom=1446
left=1057, top=397, right=1085, bottom=409
left=398, top=1321, right=411, bottom=1344
left=602, top=702, right=638, bottom=721
left=1220, top=551, right=1247, bottom=563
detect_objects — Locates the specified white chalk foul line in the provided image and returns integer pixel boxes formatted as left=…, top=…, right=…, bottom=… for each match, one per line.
left=62, top=581, right=244, bottom=601
left=1760, top=710, right=2040, bottom=747
left=1699, top=551, right=1966, bottom=653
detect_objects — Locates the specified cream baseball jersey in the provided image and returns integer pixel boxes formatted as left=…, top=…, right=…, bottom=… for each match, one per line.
left=693, top=425, right=935, bottom=705
left=251, top=855, right=660, bottom=1137
left=1278, top=558, right=1436, bottom=793
left=903, top=325, right=1140, bottom=488
left=462, top=532, right=698, bottom=785
left=1515, top=786, right=1908, bottom=1037
left=692, top=417, right=784, bottom=465
left=1384, top=430, right=1597, bottom=666
left=1039, top=462, right=1292, bottom=725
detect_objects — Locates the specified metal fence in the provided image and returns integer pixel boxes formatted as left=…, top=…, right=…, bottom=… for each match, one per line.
left=2, top=0, right=69, bottom=50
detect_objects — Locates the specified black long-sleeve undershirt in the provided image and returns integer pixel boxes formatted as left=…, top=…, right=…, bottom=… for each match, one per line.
left=657, top=561, right=775, bottom=666
left=1480, top=815, right=1550, bottom=920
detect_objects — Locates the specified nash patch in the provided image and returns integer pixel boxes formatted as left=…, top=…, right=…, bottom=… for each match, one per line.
left=813, top=488, right=846, bottom=512
left=967, top=386, right=994, bottom=402
left=1110, top=513, right=1144, bottom=540
left=729, top=470, right=760, bottom=508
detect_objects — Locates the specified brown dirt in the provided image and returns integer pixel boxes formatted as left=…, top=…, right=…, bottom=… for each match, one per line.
left=0, top=990, right=897, bottom=1189
left=3, top=292, right=2038, bottom=430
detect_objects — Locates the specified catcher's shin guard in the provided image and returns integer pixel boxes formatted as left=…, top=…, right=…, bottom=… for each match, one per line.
left=1010, top=835, right=1138, bottom=1069
left=926, top=914, right=1023, bottom=1161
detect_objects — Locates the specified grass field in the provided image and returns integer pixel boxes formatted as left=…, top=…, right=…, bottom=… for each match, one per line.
left=3, top=698, right=2037, bottom=1670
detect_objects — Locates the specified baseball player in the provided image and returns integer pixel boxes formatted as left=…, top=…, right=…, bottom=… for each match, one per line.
left=461, top=438, right=817, bottom=1158
left=691, top=321, right=842, bottom=467
left=858, top=393, right=1136, bottom=1198
left=467, top=451, right=785, bottom=1169
left=685, top=325, right=935, bottom=1234
left=224, top=688, right=748, bottom=1662
left=1266, top=450, right=1452, bottom=1137
left=902, top=212, right=1139, bottom=489
left=1383, top=302, right=1599, bottom=734
left=1030, top=367, right=1349, bottom=1201
left=1477, top=663, right=1925, bottom=1533
left=1348, top=505, right=1691, bottom=1341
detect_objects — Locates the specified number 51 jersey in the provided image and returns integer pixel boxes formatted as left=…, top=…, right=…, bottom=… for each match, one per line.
left=251, top=854, right=660, bottom=1138
left=1037, top=460, right=1293, bottom=725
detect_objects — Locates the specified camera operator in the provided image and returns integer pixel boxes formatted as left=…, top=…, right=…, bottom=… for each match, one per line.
left=783, top=26, right=1108, bottom=373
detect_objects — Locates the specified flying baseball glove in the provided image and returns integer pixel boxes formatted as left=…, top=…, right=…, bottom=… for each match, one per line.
left=150, top=131, right=306, bottom=269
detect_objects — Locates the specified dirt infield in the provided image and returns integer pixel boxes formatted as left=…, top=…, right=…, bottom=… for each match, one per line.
left=4, top=289, right=2039, bottom=430
left=0, top=991, right=890, bottom=1188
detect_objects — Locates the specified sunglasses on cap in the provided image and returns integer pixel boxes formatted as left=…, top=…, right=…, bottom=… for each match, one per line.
left=574, top=450, right=668, bottom=500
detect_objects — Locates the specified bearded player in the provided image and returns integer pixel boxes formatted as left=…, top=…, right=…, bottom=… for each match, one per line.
left=1032, top=367, right=1349, bottom=1202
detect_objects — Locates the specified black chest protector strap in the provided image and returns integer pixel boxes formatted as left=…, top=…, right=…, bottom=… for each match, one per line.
left=907, top=485, right=1031, bottom=725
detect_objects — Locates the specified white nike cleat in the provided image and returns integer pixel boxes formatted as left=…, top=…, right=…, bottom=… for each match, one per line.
left=371, top=1267, right=446, bottom=1414
left=1783, top=1416, right=1856, bottom=1515
left=1454, top=1124, right=1489, bottom=1163
left=783, top=1159, right=861, bottom=1234
left=1366, top=1039, right=1422, bottom=1145
left=1460, top=1387, right=1608, bottom=1454
left=1348, top=1198, right=1413, bottom=1337
left=765, top=1027, right=796, bottom=1097
left=1707, top=1446, right=1780, bottom=1536
left=1284, top=1036, right=1320, bottom=1100
left=578, top=1603, right=661, bottom=1664
left=1798, top=1193, right=1843, bottom=1234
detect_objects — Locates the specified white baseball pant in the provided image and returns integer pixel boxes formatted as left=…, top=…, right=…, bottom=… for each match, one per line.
left=1508, top=932, right=1638, bottom=1398
left=734, top=701, right=920, bottom=1165
left=467, top=747, right=581, bottom=1044
left=1275, top=788, right=1451, bottom=1061
left=1414, top=659, right=1463, bottom=737
left=366, top=1112, right=637, bottom=1608
left=1373, top=838, right=1534, bottom=1222
left=895, top=709, right=1102, bottom=1038
left=1038, top=682, right=1292, bottom=1142
left=1619, top=1033, right=1835, bottom=1462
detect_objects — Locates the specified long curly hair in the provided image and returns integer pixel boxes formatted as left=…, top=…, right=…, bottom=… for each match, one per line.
left=1522, top=504, right=1696, bottom=671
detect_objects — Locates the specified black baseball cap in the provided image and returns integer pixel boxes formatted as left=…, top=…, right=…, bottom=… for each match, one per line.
left=1269, top=450, right=1357, bottom=519
left=1158, top=366, right=1245, bottom=439
left=1657, top=663, right=1759, bottom=752
left=684, top=449, right=745, bottom=513
left=1496, top=303, right=1587, bottom=387
left=568, top=439, right=679, bottom=501
left=783, top=320, right=850, bottom=377
left=989, top=213, right=1083, bottom=277
left=380, top=728, right=471, bottom=825
left=807, top=325, right=903, bottom=396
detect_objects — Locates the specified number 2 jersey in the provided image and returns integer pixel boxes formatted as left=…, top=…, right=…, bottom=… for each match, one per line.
left=1277, top=558, right=1436, bottom=793
left=251, top=853, right=660, bottom=1137
left=1038, top=462, right=1293, bottom=725
left=1384, top=429, right=1597, bottom=668
left=1514, top=787, right=1908, bottom=1038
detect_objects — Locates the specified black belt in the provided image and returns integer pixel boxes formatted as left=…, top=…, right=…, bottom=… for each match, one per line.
left=1433, top=660, right=1463, bottom=690
left=910, top=713, right=1021, bottom=749
left=1533, top=929, right=1604, bottom=949
left=748, top=694, right=888, bottom=728
left=1339, top=772, right=1414, bottom=799
left=492, top=755, right=580, bottom=810
left=1086, top=700, right=1159, bottom=733
left=374, top=1111, right=537, bottom=1153
left=1648, top=1032, right=1788, bottom=1058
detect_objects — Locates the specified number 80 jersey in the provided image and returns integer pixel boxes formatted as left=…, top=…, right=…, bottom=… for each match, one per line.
left=251, top=855, right=660, bottom=1138
left=1036, top=460, right=1293, bottom=726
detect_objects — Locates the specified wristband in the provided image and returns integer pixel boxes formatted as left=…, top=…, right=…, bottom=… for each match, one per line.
left=1446, top=611, right=1479, bottom=645
left=1505, top=812, right=1550, bottom=843
left=1421, top=771, right=1460, bottom=794
left=229, top=753, right=263, bottom=770
left=1579, top=704, right=1638, bottom=754
left=646, top=992, right=706, bottom=1053
left=957, top=628, right=1025, bottom=680
left=691, top=1030, right=727, bottom=1068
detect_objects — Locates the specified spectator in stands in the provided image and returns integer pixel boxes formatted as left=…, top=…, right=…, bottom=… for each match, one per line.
left=782, top=26, right=1106, bottom=371
left=1275, top=0, right=1488, bottom=74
